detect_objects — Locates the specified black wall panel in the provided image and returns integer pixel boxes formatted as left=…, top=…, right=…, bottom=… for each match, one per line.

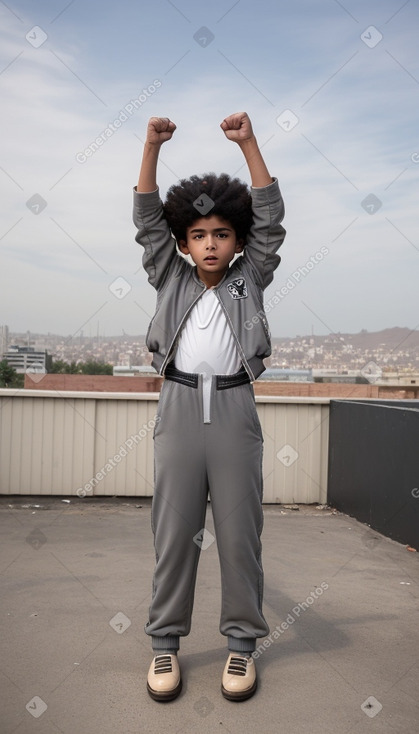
left=327, top=400, right=419, bottom=548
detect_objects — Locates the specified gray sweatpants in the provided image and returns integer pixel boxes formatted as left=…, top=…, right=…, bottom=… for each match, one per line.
left=145, top=373, right=270, bottom=653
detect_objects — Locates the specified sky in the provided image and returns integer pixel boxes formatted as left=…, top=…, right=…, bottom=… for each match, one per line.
left=0, top=0, right=418, bottom=340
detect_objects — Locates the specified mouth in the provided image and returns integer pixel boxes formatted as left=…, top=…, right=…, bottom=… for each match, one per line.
left=204, top=256, right=218, bottom=262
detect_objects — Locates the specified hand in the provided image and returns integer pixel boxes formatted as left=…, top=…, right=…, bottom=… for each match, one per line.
left=146, top=116, right=176, bottom=145
left=220, top=111, right=254, bottom=144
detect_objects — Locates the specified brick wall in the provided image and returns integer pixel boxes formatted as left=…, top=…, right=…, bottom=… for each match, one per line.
left=24, top=374, right=163, bottom=392
left=253, top=381, right=418, bottom=399
left=24, top=373, right=418, bottom=399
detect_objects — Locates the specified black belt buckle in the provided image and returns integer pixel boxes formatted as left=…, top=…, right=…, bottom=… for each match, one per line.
left=165, top=363, right=250, bottom=391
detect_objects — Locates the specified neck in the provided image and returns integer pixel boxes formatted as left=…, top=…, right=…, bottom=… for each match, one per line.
left=196, top=267, right=227, bottom=289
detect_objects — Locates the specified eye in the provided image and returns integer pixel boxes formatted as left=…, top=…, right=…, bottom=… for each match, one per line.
left=217, top=232, right=228, bottom=239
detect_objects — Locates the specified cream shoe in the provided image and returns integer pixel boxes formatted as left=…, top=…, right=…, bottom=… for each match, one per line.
left=147, top=654, right=182, bottom=702
left=221, top=653, right=257, bottom=701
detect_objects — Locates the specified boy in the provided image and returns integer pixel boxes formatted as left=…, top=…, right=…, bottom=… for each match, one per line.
left=133, top=112, right=286, bottom=702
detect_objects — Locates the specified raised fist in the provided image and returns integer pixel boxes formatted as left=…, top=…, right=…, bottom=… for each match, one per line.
left=146, top=117, right=176, bottom=145
left=220, top=112, right=254, bottom=143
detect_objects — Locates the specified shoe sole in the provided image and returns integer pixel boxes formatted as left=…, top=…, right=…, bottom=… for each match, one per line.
left=147, top=679, right=182, bottom=702
left=221, top=678, right=257, bottom=702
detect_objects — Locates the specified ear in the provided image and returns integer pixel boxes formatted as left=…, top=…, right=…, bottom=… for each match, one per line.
left=235, top=239, right=244, bottom=253
left=178, top=239, right=190, bottom=254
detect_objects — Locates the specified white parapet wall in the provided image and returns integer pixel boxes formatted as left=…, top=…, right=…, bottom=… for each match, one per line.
left=0, top=390, right=329, bottom=504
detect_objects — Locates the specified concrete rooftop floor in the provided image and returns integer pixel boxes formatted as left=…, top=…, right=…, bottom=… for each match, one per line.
left=0, top=497, right=418, bottom=734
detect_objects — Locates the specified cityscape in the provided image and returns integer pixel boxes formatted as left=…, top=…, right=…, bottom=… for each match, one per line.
left=1, top=324, right=419, bottom=383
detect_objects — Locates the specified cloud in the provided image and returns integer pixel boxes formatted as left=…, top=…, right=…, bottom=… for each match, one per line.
left=0, top=0, right=418, bottom=338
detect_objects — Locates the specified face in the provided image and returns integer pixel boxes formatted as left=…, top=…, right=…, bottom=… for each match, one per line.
left=179, top=215, right=243, bottom=287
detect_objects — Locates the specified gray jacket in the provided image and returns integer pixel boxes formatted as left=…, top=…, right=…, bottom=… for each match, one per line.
left=133, top=177, right=286, bottom=380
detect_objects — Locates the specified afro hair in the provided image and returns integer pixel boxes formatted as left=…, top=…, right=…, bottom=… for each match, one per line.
left=163, top=173, right=253, bottom=244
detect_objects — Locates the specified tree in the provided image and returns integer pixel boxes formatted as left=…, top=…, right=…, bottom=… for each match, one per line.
left=50, top=359, right=113, bottom=375
left=65, top=361, right=81, bottom=374
left=79, top=360, right=113, bottom=375
left=49, top=359, right=69, bottom=373
left=0, top=360, right=24, bottom=388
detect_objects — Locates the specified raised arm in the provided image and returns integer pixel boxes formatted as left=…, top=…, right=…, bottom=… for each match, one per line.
left=137, top=117, right=176, bottom=192
left=221, top=111, right=285, bottom=288
left=220, top=112, right=272, bottom=188
left=134, top=116, right=182, bottom=290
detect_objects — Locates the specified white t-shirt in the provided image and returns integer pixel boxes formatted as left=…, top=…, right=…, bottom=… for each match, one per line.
left=174, top=288, right=242, bottom=422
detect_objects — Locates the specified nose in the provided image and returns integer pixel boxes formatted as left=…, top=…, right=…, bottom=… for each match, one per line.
left=205, top=237, right=216, bottom=250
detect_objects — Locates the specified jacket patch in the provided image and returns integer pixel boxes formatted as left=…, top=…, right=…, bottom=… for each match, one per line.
left=226, top=278, right=248, bottom=300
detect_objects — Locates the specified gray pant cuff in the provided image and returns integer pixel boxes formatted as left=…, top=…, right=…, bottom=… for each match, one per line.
left=151, top=635, right=180, bottom=652
left=228, top=636, right=256, bottom=653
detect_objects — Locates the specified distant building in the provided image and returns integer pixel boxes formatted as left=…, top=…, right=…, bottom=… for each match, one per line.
left=377, top=371, right=419, bottom=386
left=3, top=345, right=50, bottom=375
left=314, top=374, right=368, bottom=384
left=261, top=368, right=313, bottom=382
left=0, top=325, right=9, bottom=357
left=113, top=365, right=157, bottom=377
